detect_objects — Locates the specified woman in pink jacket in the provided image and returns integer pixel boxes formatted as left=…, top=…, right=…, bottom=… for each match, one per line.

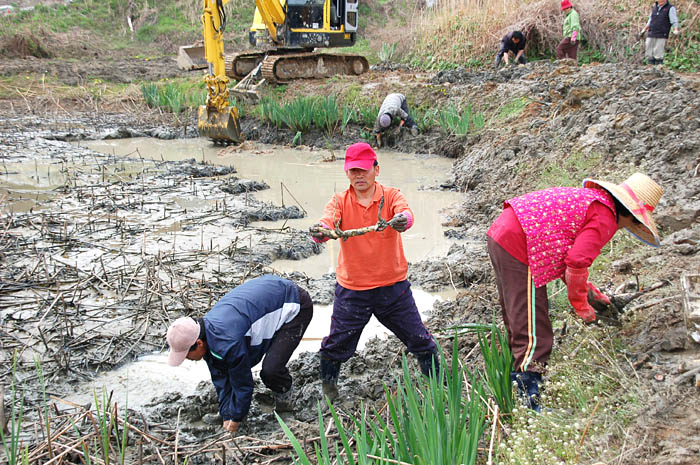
left=486, top=173, right=663, bottom=411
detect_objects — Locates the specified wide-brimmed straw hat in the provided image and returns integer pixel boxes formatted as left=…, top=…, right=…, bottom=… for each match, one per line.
left=582, top=172, right=663, bottom=247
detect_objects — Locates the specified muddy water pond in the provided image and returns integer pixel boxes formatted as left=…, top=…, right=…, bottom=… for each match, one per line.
left=63, top=138, right=463, bottom=408
left=77, top=138, right=462, bottom=271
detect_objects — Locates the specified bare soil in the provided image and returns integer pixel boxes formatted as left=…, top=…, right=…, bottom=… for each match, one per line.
left=1, top=45, right=699, bottom=464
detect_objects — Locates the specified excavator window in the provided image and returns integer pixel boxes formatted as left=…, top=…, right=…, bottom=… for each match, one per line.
left=287, top=0, right=324, bottom=29
left=330, top=0, right=342, bottom=28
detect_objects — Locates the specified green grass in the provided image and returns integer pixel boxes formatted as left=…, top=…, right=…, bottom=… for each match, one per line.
left=436, top=103, right=485, bottom=136
left=141, top=80, right=207, bottom=113
left=0, top=0, right=256, bottom=50
left=535, top=151, right=603, bottom=190
left=497, top=324, right=643, bottom=465
left=496, top=96, right=530, bottom=121
left=0, top=353, right=26, bottom=465
left=278, top=339, right=486, bottom=465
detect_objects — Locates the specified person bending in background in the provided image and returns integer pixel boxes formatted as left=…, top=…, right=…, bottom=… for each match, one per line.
left=486, top=173, right=663, bottom=411
left=165, top=275, right=313, bottom=432
left=374, top=93, right=419, bottom=148
left=641, top=0, right=680, bottom=65
left=309, top=142, right=439, bottom=402
left=495, top=30, right=527, bottom=67
left=556, top=0, right=582, bottom=60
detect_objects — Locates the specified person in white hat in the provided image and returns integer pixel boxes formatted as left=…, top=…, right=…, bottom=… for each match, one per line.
left=373, top=93, right=419, bottom=148
left=486, top=173, right=663, bottom=411
left=166, top=275, right=313, bottom=433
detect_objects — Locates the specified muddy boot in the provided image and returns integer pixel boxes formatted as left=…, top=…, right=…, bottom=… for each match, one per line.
left=511, top=371, right=542, bottom=412
left=415, top=349, right=440, bottom=379
left=410, top=126, right=419, bottom=137
left=202, top=412, right=222, bottom=425
left=320, top=357, right=341, bottom=402
left=273, top=387, right=295, bottom=413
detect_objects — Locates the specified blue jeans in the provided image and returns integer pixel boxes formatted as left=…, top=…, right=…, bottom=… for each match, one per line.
left=320, top=280, right=436, bottom=362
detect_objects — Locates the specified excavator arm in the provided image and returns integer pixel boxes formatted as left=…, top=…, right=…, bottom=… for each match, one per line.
left=253, top=0, right=286, bottom=44
left=197, top=0, right=244, bottom=144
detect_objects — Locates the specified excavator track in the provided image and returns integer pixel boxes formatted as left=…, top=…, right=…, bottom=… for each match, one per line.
left=260, top=52, right=369, bottom=83
left=227, top=51, right=267, bottom=80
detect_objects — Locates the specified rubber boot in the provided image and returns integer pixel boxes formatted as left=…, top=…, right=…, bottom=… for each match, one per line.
left=648, top=58, right=657, bottom=65
left=415, top=349, right=440, bottom=379
left=511, top=371, right=542, bottom=412
left=320, top=357, right=341, bottom=402
left=656, top=59, right=663, bottom=66
left=273, top=386, right=295, bottom=413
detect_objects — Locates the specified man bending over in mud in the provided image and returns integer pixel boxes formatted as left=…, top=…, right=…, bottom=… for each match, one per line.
left=309, top=142, right=439, bottom=402
left=165, top=274, right=313, bottom=432
left=374, top=93, right=419, bottom=148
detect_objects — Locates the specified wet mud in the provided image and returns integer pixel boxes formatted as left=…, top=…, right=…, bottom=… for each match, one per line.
left=1, top=59, right=700, bottom=463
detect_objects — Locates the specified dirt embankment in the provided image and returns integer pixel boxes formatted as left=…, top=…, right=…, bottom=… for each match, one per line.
left=1, top=60, right=699, bottom=464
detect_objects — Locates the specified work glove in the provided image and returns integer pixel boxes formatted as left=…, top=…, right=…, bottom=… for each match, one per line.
left=587, top=281, right=611, bottom=307
left=390, top=213, right=408, bottom=232
left=565, top=267, right=596, bottom=323
left=309, top=223, right=331, bottom=243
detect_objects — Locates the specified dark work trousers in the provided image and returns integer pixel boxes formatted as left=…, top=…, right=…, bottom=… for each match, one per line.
left=320, top=280, right=436, bottom=362
left=555, top=37, right=579, bottom=60
left=260, top=286, right=313, bottom=393
left=400, top=99, right=418, bottom=130
left=487, top=237, right=553, bottom=374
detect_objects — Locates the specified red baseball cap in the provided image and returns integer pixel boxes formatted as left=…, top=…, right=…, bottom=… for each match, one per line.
left=344, top=142, right=377, bottom=171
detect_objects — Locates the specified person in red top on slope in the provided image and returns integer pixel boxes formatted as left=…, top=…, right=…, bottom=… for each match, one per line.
left=486, top=173, right=663, bottom=411
left=309, top=142, right=439, bottom=402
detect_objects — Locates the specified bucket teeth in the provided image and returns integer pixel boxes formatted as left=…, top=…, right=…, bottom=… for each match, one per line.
left=197, top=106, right=244, bottom=144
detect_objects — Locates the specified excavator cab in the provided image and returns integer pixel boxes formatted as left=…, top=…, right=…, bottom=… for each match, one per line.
left=230, top=0, right=367, bottom=88
left=249, top=0, right=358, bottom=48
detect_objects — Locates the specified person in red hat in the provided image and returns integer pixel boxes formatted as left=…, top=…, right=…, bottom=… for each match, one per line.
left=556, top=0, right=582, bottom=60
left=486, top=173, right=663, bottom=412
left=309, top=142, right=439, bottom=401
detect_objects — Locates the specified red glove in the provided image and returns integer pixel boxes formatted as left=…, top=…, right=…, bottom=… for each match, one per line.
left=587, top=282, right=611, bottom=306
left=565, top=267, right=596, bottom=323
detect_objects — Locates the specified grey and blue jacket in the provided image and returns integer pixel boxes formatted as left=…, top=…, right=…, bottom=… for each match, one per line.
left=374, top=93, right=409, bottom=133
left=203, top=275, right=300, bottom=421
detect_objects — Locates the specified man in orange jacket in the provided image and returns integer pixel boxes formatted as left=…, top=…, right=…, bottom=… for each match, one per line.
left=309, top=142, right=439, bottom=401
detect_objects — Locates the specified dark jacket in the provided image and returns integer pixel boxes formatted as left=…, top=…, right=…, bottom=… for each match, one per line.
left=203, top=275, right=300, bottom=421
left=500, top=31, right=526, bottom=53
left=648, top=2, right=673, bottom=38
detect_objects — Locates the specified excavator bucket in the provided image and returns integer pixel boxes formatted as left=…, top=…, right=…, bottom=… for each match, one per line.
left=198, top=105, right=244, bottom=144
left=177, top=45, right=207, bottom=70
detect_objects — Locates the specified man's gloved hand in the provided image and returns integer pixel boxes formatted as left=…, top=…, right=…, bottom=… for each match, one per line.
left=565, top=267, right=596, bottom=323
left=390, top=213, right=408, bottom=232
left=587, top=281, right=611, bottom=306
left=309, top=223, right=331, bottom=242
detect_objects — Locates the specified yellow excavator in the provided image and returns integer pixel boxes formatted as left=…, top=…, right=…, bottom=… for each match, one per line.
left=194, top=0, right=368, bottom=143
left=197, top=0, right=244, bottom=144
left=230, top=0, right=369, bottom=84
